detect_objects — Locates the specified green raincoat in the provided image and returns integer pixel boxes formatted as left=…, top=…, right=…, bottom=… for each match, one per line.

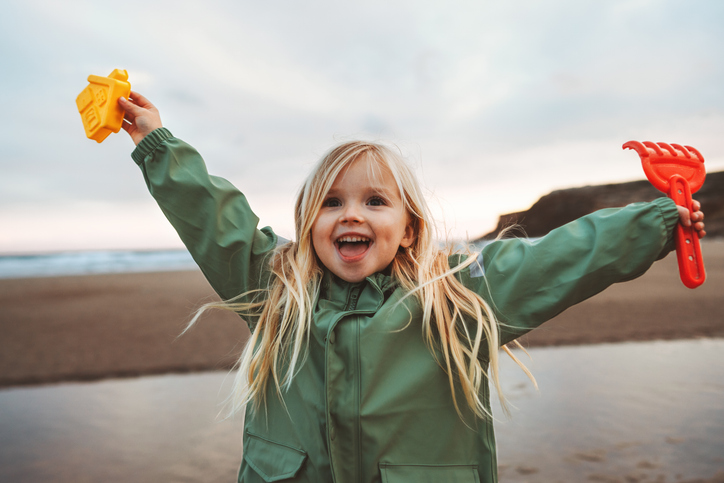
left=132, top=128, right=680, bottom=483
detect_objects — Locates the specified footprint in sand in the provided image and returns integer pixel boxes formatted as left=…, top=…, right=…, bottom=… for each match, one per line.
left=574, top=451, right=606, bottom=463
left=515, top=465, right=539, bottom=475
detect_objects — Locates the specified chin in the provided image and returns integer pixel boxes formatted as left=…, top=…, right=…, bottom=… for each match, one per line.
left=337, top=271, right=368, bottom=283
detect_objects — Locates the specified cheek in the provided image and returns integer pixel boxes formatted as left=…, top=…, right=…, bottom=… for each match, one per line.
left=310, top=229, right=322, bottom=255
left=311, top=217, right=332, bottom=250
left=309, top=229, right=326, bottom=265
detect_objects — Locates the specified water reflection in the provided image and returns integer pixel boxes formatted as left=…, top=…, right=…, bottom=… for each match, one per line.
left=0, top=373, right=244, bottom=482
left=1, top=339, right=723, bottom=482
left=494, top=338, right=724, bottom=482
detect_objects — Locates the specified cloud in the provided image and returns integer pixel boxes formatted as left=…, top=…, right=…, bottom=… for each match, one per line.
left=1, top=0, right=723, bottom=252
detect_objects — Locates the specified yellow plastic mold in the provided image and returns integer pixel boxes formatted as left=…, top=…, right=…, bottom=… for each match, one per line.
left=76, top=69, right=131, bottom=143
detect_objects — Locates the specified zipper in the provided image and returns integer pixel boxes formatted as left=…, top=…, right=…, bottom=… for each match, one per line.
left=346, top=285, right=362, bottom=311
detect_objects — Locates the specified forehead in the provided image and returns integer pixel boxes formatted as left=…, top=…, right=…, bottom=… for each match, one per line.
left=331, top=155, right=400, bottom=194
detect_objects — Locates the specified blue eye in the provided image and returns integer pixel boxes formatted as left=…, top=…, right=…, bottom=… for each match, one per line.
left=368, top=197, right=386, bottom=206
left=323, top=198, right=341, bottom=208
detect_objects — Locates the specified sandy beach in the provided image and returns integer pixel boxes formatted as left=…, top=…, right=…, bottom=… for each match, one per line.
left=2, top=240, right=723, bottom=388
left=1, top=241, right=724, bottom=483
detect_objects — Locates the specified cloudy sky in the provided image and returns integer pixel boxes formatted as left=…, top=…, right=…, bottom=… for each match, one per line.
left=1, top=0, right=722, bottom=254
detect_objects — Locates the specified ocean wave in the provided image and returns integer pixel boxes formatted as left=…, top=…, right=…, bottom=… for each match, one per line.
left=0, top=250, right=197, bottom=279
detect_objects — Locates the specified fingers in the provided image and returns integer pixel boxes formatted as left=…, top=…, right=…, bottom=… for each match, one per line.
left=676, top=205, right=691, bottom=226
left=677, top=200, right=704, bottom=222
left=688, top=199, right=706, bottom=238
left=121, top=102, right=136, bottom=123
left=674, top=199, right=706, bottom=239
left=690, top=199, right=705, bottom=234
left=117, top=90, right=163, bottom=145
left=693, top=218, right=706, bottom=236
left=118, top=90, right=157, bottom=116
left=118, top=95, right=144, bottom=118
left=129, top=90, right=155, bottom=109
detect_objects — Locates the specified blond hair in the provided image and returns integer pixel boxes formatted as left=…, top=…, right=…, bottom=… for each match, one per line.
left=191, top=141, right=532, bottom=420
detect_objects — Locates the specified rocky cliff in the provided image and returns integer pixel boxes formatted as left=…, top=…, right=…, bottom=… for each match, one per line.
left=479, top=170, right=724, bottom=240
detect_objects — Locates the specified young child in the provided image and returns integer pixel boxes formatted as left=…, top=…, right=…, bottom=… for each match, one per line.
left=119, top=92, right=705, bottom=483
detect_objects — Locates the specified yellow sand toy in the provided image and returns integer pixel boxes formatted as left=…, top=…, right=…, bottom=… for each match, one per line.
left=76, top=69, right=131, bottom=143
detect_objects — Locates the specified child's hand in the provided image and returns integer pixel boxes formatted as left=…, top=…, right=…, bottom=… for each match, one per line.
left=677, top=199, right=706, bottom=239
left=118, top=91, right=163, bottom=146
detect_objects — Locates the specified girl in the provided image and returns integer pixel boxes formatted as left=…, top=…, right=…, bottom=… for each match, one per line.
left=118, top=92, right=705, bottom=483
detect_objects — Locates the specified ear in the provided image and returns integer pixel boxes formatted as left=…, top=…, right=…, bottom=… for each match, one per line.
left=399, top=220, right=415, bottom=249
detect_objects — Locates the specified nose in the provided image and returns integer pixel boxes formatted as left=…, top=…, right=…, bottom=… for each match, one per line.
left=339, top=204, right=364, bottom=224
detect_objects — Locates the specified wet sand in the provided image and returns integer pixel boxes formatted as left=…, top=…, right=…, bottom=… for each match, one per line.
left=2, top=340, right=723, bottom=483
left=1, top=240, right=723, bottom=388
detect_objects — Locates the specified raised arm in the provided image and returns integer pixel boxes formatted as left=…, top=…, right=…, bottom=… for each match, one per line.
left=119, top=93, right=277, bottom=301
left=458, top=198, right=686, bottom=346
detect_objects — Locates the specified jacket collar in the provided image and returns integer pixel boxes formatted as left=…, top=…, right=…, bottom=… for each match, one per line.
left=319, top=269, right=399, bottom=311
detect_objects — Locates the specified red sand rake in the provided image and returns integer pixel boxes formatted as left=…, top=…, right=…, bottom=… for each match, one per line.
left=623, top=141, right=706, bottom=288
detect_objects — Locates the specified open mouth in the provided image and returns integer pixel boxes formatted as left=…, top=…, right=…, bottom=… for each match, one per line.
left=335, top=235, right=372, bottom=260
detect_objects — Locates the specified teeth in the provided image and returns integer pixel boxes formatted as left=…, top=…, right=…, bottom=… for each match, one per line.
left=337, top=236, right=370, bottom=243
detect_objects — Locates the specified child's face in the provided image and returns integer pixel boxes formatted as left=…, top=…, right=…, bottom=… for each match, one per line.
left=312, top=156, right=415, bottom=283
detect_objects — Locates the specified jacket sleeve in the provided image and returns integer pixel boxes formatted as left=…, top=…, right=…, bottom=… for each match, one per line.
left=131, top=128, right=278, bottom=302
left=455, top=197, right=680, bottom=346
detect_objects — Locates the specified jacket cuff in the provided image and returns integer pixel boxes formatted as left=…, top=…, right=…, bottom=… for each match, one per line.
left=652, top=196, right=680, bottom=258
left=131, top=127, right=174, bottom=165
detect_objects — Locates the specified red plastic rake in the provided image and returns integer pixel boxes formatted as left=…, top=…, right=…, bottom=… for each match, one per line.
left=623, top=141, right=706, bottom=288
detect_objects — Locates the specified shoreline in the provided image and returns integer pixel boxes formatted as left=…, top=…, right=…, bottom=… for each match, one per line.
left=2, top=240, right=723, bottom=389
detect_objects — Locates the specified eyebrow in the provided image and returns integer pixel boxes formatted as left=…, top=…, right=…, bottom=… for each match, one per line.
left=369, top=186, right=396, bottom=198
left=324, top=186, right=397, bottom=198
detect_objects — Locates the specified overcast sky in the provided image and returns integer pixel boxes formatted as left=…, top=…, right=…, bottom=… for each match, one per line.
left=1, top=0, right=722, bottom=254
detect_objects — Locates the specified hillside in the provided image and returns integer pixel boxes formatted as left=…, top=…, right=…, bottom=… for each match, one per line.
left=479, top=171, right=724, bottom=240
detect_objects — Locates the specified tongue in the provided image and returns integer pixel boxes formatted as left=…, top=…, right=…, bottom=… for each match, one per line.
left=338, top=242, right=368, bottom=258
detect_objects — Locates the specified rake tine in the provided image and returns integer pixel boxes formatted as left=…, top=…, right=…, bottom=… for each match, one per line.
left=670, top=144, right=691, bottom=158
left=621, top=140, right=649, bottom=157
left=643, top=141, right=664, bottom=155
left=684, top=145, right=705, bottom=163
left=657, top=142, right=678, bottom=156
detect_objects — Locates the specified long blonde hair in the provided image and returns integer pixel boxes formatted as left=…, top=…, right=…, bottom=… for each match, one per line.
left=191, top=141, right=532, bottom=420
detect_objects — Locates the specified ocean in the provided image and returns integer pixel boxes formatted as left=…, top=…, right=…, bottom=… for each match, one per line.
left=0, top=240, right=497, bottom=279
left=0, top=250, right=198, bottom=279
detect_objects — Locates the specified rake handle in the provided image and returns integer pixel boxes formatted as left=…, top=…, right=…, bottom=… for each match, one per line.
left=668, top=174, right=706, bottom=288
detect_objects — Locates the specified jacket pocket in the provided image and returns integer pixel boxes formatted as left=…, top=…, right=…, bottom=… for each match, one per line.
left=243, top=431, right=307, bottom=482
left=379, top=463, right=480, bottom=483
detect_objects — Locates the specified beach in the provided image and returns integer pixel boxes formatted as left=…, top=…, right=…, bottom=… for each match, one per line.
left=2, top=240, right=723, bottom=388
left=1, top=241, right=723, bottom=482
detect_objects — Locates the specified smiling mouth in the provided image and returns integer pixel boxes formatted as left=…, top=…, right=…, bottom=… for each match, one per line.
left=335, top=236, right=371, bottom=260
